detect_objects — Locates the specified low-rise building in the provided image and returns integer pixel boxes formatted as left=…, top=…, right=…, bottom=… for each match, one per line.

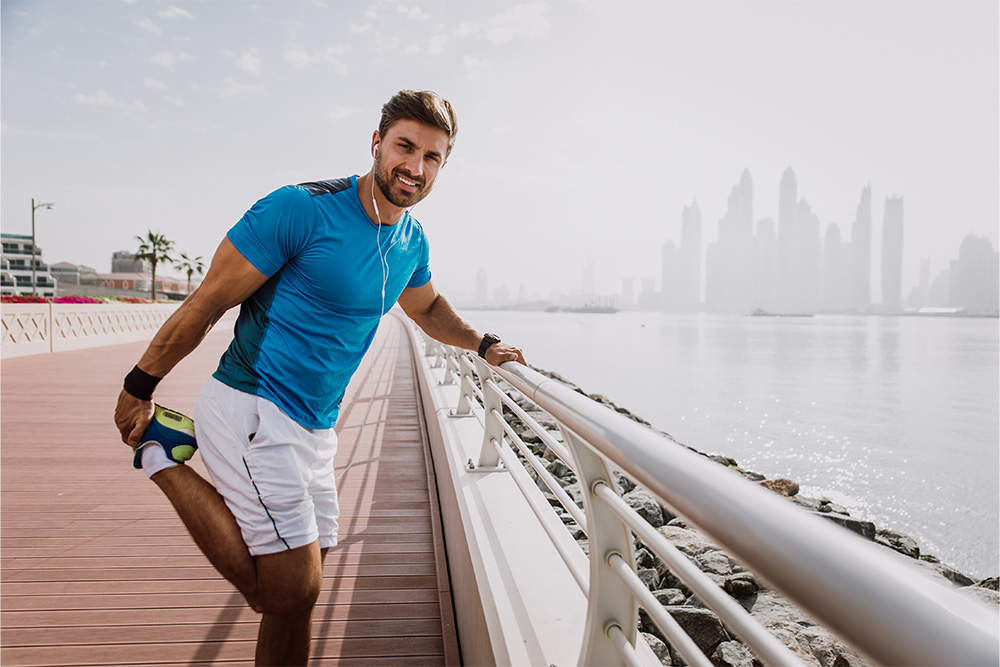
left=1, top=233, right=58, bottom=297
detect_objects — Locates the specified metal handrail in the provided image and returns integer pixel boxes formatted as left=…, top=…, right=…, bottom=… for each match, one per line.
left=411, top=328, right=999, bottom=666
left=495, top=359, right=999, bottom=666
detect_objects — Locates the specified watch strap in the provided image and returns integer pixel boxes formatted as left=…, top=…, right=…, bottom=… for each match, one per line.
left=478, top=333, right=501, bottom=359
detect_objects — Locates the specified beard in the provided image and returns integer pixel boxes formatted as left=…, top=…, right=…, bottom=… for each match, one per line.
left=373, top=155, right=434, bottom=208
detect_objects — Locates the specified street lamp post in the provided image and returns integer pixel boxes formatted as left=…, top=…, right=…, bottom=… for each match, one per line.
left=31, top=198, right=54, bottom=296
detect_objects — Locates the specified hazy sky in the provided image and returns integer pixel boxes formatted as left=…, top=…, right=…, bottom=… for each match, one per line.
left=3, top=0, right=997, bottom=303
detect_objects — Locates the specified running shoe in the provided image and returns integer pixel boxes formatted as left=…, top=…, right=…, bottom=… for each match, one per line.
left=132, top=405, right=198, bottom=469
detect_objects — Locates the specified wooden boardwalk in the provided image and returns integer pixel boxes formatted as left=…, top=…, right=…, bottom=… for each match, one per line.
left=0, top=314, right=460, bottom=666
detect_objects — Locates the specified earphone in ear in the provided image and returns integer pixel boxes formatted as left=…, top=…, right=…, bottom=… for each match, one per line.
left=371, top=144, right=379, bottom=160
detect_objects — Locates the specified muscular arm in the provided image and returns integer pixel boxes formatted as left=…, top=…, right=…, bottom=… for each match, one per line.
left=115, top=238, right=269, bottom=446
left=397, top=280, right=525, bottom=366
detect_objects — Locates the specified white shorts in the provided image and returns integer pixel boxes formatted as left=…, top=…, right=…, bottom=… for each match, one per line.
left=193, top=377, right=339, bottom=556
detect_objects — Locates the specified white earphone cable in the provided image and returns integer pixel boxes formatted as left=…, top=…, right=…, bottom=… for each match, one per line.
left=335, top=172, right=401, bottom=482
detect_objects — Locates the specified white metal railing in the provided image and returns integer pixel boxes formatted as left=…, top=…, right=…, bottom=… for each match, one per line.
left=408, top=325, right=999, bottom=666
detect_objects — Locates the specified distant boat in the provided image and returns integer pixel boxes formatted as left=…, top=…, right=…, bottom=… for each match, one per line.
left=547, top=301, right=619, bottom=314
left=567, top=305, right=618, bottom=314
left=748, top=308, right=812, bottom=317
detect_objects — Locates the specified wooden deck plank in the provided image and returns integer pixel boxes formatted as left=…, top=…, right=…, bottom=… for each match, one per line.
left=1, top=603, right=442, bottom=629
left=1, top=315, right=460, bottom=666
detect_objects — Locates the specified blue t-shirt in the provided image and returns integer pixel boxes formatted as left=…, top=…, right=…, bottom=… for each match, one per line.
left=213, top=175, right=431, bottom=429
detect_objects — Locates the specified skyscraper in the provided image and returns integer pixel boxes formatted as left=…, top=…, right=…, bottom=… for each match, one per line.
left=755, top=218, right=778, bottom=311
left=622, top=277, right=635, bottom=309
left=881, top=196, right=904, bottom=312
left=678, top=200, right=702, bottom=310
left=949, top=235, right=999, bottom=312
left=706, top=170, right=756, bottom=312
left=776, top=168, right=798, bottom=313
left=849, top=185, right=873, bottom=311
left=822, top=223, right=851, bottom=311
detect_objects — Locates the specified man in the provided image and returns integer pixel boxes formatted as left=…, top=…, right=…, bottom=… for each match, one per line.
left=114, top=90, right=524, bottom=666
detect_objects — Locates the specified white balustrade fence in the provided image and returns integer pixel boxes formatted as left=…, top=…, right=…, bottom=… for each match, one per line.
left=1, top=302, right=181, bottom=358
left=404, top=318, right=999, bottom=667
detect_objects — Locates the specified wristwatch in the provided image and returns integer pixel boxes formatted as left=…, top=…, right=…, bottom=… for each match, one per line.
left=478, top=332, right=501, bottom=359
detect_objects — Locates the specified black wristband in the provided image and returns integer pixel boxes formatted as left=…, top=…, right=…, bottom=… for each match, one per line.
left=123, top=365, right=161, bottom=401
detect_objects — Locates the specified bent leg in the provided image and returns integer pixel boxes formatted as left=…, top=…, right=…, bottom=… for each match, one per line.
left=254, top=541, right=325, bottom=666
left=150, top=465, right=260, bottom=607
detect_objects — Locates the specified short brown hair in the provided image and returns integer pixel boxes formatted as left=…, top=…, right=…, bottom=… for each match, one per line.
left=378, top=90, right=458, bottom=157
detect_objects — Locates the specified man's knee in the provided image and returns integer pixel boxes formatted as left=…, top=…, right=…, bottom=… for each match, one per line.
left=256, top=576, right=321, bottom=615
left=254, top=542, right=324, bottom=615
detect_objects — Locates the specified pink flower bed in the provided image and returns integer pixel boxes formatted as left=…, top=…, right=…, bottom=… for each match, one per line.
left=1, top=296, right=152, bottom=304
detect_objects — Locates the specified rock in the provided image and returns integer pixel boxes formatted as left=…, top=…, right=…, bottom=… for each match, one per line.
left=625, top=487, right=665, bottom=528
left=724, top=572, right=759, bottom=598
left=657, top=525, right=716, bottom=558
left=545, top=458, right=573, bottom=480
left=560, top=482, right=584, bottom=507
left=759, top=478, right=800, bottom=497
left=709, top=455, right=740, bottom=468
left=654, top=560, right=691, bottom=596
left=977, top=576, right=999, bottom=591
left=683, top=574, right=727, bottom=608
left=665, top=607, right=731, bottom=655
left=637, top=567, right=660, bottom=591
left=696, top=550, right=734, bottom=576
left=823, top=501, right=849, bottom=515
left=811, top=512, right=876, bottom=540
left=748, top=589, right=814, bottom=627
left=875, top=528, right=919, bottom=559
left=659, top=503, right=678, bottom=524
left=793, top=496, right=825, bottom=512
left=610, top=465, right=636, bottom=494
left=652, top=588, right=687, bottom=606
left=640, top=631, right=672, bottom=665
left=934, top=563, right=977, bottom=588
left=635, top=547, right=656, bottom=569
left=712, top=640, right=755, bottom=667
left=749, top=591, right=869, bottom=667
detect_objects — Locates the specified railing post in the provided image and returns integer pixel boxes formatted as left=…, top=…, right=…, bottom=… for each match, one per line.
left=453, top=355, right=477, bottom=416
left=474, top=356, right=504, bottom=469
left=563, top=425, right=639, bottom=667
left=440, top=347, right=460, bottom=385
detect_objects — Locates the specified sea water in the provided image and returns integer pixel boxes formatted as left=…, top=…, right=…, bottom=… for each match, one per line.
left=466, top=309, right=999, bottom=579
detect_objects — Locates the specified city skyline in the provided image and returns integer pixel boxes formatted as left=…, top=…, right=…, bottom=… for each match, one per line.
left=3, top=1, right=997, bottom=303
left=467, top=165, right=997, bottom=314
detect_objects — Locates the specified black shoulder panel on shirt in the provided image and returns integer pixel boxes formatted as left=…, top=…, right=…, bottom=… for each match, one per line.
left=297, top=178, right=352, bottom=196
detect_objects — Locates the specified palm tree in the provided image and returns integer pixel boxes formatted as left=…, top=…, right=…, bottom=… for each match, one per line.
left=134, top=231, right=175, bottom=301
left=174, top=252, right=205, bottom=296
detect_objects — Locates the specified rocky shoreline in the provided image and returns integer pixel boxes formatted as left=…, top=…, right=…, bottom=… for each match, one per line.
left=502, top=366, right=998, bottom=667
